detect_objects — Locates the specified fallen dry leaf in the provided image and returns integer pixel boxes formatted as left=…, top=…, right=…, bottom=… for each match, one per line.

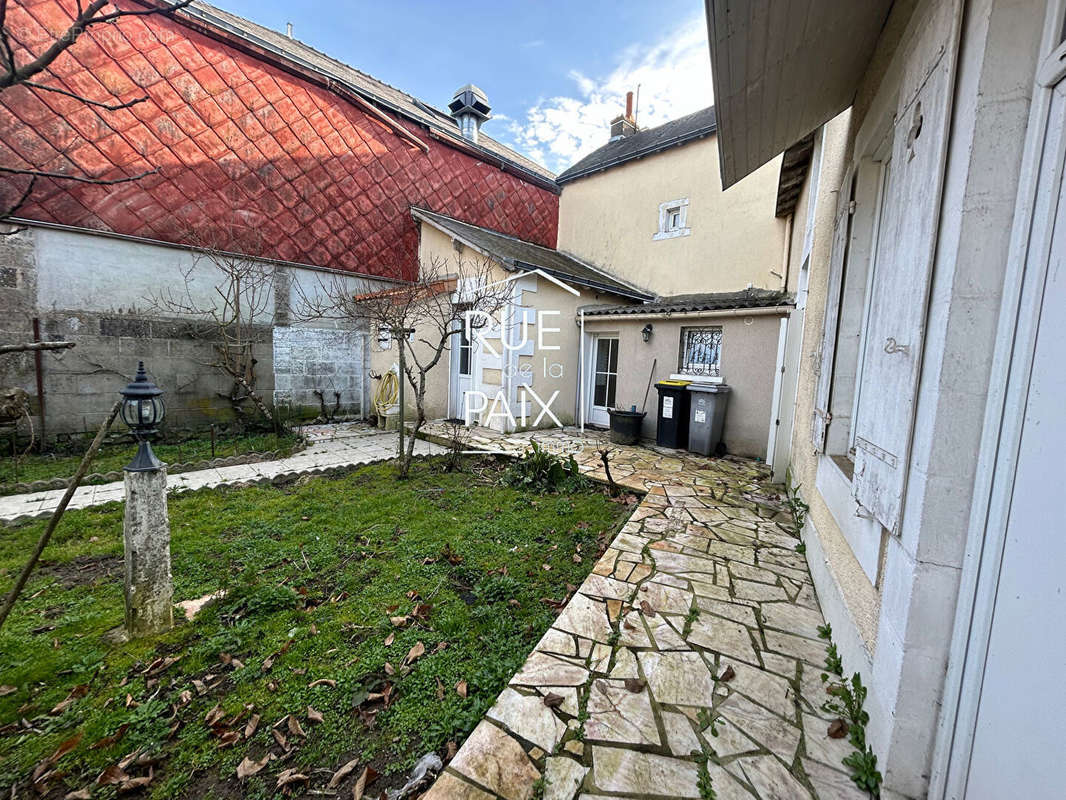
left=287, top=715, right=306, bottom=738
left=543, top=692, right=564, bottom=708
left=389, top=615, right=409, bottom=627
left=435, top=677, right=445, bottom=701
left=328, top=756, right=359, bottom=788
left=216, top=730, right=241, bottom=748
left=403, top=641, right=425, bottom=667
left=96, top=765, right=129, bottom=786
left=624, top=678, right=646, bottom=693
left=272, top=729, right=289, bottom=751
left=352, top=766, right=379, bottom=800
left=384, top=662, right=395, bottom=676
left=236, top=752, right=273, bottom=779
left=0, top=685, right=15, bottom=697
left=307, top=706, right=324, bottom=724
left=718, top=665, right=736, bottom=683
left=455, top=679, right=468, bottom=698
left=244, top=713, right=260, bottom=739
left=90, top=723, right=130, bottom=750
left=204, top=704, right=225, bottom=726
left=828, top=719, right=849, bottom=739
left=275, top=768, right=308, bottom=789
left=639, top=600, right=657, bottom=617
left=308, top=678, right=337, bottom=689
left=63, top=789, right=91, bottom=800
left=50, top=684, right=89, bottom=715
left=383, top=632, right=395, bottom=647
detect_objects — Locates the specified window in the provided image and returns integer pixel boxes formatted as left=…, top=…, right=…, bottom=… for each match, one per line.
left=592, top=337, right=619, bottom=407
left=458, top=321, right=472, bottom=376
left=678, top=327, right=721, bottom=378
left=654, top=198, right=691, bottom=240
left=377, top=326, right=391, bottom=350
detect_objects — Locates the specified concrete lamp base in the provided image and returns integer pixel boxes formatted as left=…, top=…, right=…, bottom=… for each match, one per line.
left=123, top=466, right=174, bottom=637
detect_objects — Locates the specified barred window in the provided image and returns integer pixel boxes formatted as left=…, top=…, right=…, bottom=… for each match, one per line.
left=679, top=327, right=722, bottom=377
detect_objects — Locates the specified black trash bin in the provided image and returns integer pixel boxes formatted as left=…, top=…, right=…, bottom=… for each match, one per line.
left=686, top=383, right=731, bottom=456
left=654, top=380, right=692, bottom=448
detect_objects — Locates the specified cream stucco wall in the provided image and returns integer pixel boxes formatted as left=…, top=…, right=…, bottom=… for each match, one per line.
left=583, top=311, right=783, bottom=458
left=557, top=135, right=788, bottom=297
left=371, top=223, right=636, bottom=427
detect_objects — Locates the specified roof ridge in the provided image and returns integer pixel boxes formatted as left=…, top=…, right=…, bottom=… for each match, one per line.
left=186, top=2, right=555, bottom=181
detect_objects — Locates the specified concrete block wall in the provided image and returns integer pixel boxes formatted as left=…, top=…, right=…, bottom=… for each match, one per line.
left=0, top=224, right=372, bottom=440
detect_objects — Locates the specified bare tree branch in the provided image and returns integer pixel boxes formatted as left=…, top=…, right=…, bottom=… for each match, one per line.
left=0, top=0, right=195, bottom=221
left=295, top=254, right=512, bottom=478
left=24, top=79, right=148, bottom=111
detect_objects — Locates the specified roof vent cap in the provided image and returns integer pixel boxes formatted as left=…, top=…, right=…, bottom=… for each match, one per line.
left=449, top=84, right=492, bottom=144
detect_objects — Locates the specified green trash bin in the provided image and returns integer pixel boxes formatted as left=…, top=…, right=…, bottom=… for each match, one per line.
left=686, top=383, right=731, bottom=456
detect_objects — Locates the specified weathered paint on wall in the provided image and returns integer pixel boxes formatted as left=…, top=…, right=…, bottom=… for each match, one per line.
left=369, top=223, right=628, bottom=428
left=583, top=313, right=782, bottom=458
left=2, top=223, right=374, bottom=436
left=557, top=135, right=787, bottom=296
left=0, top=0, right=558, bottom=282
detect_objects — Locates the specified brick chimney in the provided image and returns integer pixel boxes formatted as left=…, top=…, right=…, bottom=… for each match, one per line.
left=609, top=91, right=638, bottom=140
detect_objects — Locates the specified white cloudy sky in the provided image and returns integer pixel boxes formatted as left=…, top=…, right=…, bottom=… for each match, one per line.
left=502, top=17, right=714, bottom=173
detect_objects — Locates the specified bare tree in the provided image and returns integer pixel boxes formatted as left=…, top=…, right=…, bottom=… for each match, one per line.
left=146, top=225, right=278, bottom=429
left=297, top=254, right=510, bottom=479
left=0, top=0, right=195, bottom=226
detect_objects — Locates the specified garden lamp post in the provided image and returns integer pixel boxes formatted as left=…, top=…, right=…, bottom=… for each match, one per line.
left=119, top=362, right=173, bottom=637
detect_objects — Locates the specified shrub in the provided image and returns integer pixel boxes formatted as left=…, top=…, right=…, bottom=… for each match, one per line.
left=503, top=441, right=586, bottom=493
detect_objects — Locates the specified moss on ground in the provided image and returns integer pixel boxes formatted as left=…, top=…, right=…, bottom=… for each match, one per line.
left=0, top=431, right=302, bottom=494
left=0, top=457, right=628, bottom=798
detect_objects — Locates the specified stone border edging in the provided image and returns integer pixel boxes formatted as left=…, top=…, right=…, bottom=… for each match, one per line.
left=0, top=444, right=307, bottom=497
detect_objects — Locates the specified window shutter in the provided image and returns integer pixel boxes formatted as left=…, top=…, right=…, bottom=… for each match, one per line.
left=811, top=171, right=854, bottom=452
left=851, top=10, right=960, bottom=534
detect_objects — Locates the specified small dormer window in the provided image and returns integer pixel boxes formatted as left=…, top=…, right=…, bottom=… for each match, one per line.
left=654, top=198, right=691, bottom=240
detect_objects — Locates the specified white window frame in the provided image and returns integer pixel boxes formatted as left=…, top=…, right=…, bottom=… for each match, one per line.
left=653, top=198, right=691, bottom=240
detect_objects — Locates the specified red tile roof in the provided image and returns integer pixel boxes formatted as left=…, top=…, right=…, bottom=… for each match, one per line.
left=0, top=0, right=559, bottom=280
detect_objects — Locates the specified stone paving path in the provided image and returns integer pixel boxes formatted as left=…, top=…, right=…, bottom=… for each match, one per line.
left=419, top=425, right=865, bottom=800
left=0, top=423, right=442, bottom=524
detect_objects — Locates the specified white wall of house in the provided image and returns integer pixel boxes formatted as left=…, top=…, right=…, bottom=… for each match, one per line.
left=786, top=0, right=1048, bottom=797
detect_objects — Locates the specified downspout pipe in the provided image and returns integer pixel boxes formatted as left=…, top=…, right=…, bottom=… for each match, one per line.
left=579, top=309, right=586, bottom=432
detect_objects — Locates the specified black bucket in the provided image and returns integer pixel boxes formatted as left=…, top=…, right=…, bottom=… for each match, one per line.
left=607, top=408, right=646, bottom=445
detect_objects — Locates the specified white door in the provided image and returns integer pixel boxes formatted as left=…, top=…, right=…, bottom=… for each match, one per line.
left=962, top=69, right=1066, bottom=798
left=587, top=335, right=618, bottom=427
left=448, top=319, right=474, bottom=422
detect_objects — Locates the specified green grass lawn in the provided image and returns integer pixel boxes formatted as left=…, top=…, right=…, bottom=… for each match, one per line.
left=0, top=458, right=630, bottom=799
left=0, top=431, right=303, bottom=494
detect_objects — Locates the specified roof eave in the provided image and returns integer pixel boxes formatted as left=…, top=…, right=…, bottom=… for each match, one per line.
left=556, top=124, right=718, bottom=185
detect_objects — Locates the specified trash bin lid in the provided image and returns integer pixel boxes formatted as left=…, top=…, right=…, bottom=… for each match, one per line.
left=686, top=382, right=730, bottom=393
left=656, top=379, right=691, bottom=388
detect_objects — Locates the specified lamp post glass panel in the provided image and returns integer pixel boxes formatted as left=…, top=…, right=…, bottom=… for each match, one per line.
left=120, top=362, right=165, bottom=471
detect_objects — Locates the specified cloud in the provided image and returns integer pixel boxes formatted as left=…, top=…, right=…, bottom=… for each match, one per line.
left=504, top=17, right=713, bottom=174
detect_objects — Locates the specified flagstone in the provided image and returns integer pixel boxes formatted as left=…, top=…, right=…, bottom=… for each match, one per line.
left=538, top=628, right=578, bottom=657
left=590, top=747, right=701, bottom=798
left=511, top=651, right=589, bottom=687
left=733, top=579, right=790, bottom=602
left=448, top=721, right=541, bottom=800
left=645, top=614, right=691, bottom=650
left=661, top=709, right=702, bottom=756
left=585, top=678, right=661, bottom=745
left=725, top=662, right=798, bottom=720
left=638, top=581, right=694, bottom=615
left=420, top=771, right=496, bottom=800
left=538, top=685, right=580, bottom=716
left=487, top=688, right=567, bottom=751
left=686, top=615, right=759, bottom=666
left=694, top=596, right=758, bottom=627
left=608, top=646, right=639, bottom=679
left=802, top=712, right=856, bottom=771
left=618, top=612, right=653, bottom=648
left=554, top=593, right=613, bottom=642
left=739, top=754, right=812, bottom=800
left=764, top=630, right=829, bottom=667
left=718, top=693, right=801, bottom=762
left=760, top=602, right=827, bottom=641
left=579, top=574, right=634, bottom=601
left=802, top=758, right=870, bottom=799
left=543, top=757, right=588, bottom=800
left=639, top=651, right=716, bottom=706
left=705, top=715, right=762, bottom=758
